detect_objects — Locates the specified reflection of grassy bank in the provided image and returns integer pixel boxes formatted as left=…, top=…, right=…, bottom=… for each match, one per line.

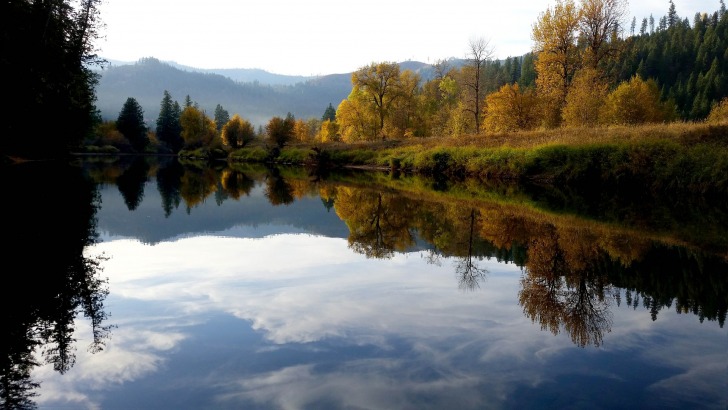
left=319, top=169, right=728, bottom=259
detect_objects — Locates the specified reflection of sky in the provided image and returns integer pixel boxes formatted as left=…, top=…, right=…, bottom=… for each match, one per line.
left=32, top=233, right=727, bottom=410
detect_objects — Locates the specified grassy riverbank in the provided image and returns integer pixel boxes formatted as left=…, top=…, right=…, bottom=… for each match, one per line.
left=232, top=121, right=728, bottom=197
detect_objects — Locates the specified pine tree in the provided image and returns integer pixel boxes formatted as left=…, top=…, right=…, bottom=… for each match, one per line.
left=322, top=103, right=337, bottom=122
left=156, top=90, right=183, bottom=153
left=214, top=104, right=230, bottom=132
left=117, top=97, right=148, bottom=152
left=667, top=0, right=678, bottom=27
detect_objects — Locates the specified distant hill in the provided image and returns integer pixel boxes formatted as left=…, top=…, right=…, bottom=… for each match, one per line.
left=94, top=58, right=440, bottom=128
left=94, top=57, right=352, bottom=127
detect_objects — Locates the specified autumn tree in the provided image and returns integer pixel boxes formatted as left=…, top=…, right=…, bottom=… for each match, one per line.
left=602, top=75, right=675, bottom=124
left=421, top=60, right=459, bottom=137
left=266, top=113, right=295, bottom=148
left=387, top=69, right=423, bottom=138
left=221, top=114, right=255, bottom=148
left=562, top=68, right=609, bottom=126
left=116, top=97, right=148, bottom=152
left=482, top=83, right=542, bottom=132
left=707, top=97, right=728, bottom=123
left=461, top=37, right=495, bottom=133
left=351, top=62, right=403, bottom=138
left=293, top=119, right=313, bottom=142
left=180, top=105, right=217, bottom=148
left=318, top=119, right=340, bottom=142
left=579, top=0, right=628, bottom=70
left=336, top=89, right=379, bottom=142
left=532, top=0, right=581, bottom=127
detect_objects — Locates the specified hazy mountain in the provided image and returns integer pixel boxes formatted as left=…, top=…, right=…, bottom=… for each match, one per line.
left=94, top=57, right=448, bottom=128
left=94, top=57, right=352, bottom=127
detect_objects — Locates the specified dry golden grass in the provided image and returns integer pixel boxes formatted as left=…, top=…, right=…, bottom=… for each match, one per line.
left=304, top=121, right=728, bottom=152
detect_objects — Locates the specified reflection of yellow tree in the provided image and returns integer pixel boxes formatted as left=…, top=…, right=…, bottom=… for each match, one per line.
left=334, top=187, right=414, bottom=259
left=220, top=169, right=254, bottom=200
left=180, top=168, right=218, bottom=210
left=518, top=223, right=613, bottom=347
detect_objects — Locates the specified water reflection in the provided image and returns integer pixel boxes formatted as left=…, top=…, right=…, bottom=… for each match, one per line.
left=81, top=156, right=727, bottom=335
left=3, top=156, right=727, bottom=408
left=1, top=162, right=111, bottom=408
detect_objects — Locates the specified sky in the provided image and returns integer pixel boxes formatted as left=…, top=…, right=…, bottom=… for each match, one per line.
left=95, top=0, right=720, bottom=76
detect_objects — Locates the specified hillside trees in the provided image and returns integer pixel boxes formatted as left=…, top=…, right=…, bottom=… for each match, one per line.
left=116, top=98, right=148, bottom=152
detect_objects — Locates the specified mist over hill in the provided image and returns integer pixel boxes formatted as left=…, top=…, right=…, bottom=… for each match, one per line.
left=94, top=58, right=444, bottom=128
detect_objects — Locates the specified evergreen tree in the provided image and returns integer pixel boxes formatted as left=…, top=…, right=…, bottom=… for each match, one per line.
left=156, top=91, right=183, bottom=153
left=184, top=95, right=193, bottom=108
left=322, top=103, right=337, bottom=122
left=631, top=17, right=637, bottom=36
left=667, top=0, right=678, bottom=28
left=117, top=97, right=148, bottom=152
left=213, top=104, right=230, bottom=132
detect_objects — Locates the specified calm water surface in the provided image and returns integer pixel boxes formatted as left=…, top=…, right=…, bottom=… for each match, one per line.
left=2, top=159, right=726, bottom=409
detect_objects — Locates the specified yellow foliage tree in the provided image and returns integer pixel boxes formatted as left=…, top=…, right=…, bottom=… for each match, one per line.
left=336, top=91, right=378, bottom=142
left=562, top=68, right=609, bottom=127
left=351, top=62, right=403, bottom=138
left=707, top=97, right=728, bottom=123
left=317, top=119, right=340, bottom=142
left=482, top=83, right=542, bottom=133
left=221, top=114, right=255, bottom=148
left=579, top=0, right=627, bottom=70
left=532, top=0, right=582, bottom=127
left=180, top=106, right=217, bottom=148
left=293, top=119, right=312, bottom=142
left=602, top=76, right=675, bottom=125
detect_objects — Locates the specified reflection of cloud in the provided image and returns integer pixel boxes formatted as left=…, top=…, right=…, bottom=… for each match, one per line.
left=34, top=320, right=187, bottom=409
left=217, top=361, right=486, bottom=410
left=42, top=233, right=726, bottom=408
left=93, top=235, right=526, bottom=346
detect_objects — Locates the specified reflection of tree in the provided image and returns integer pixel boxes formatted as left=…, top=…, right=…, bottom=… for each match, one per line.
left=518, top=226, right=613, bottom=347
left=455, top=209, right=488, bottom=291
left=156, top=157, right=184, bottom=217
left=180, top=166, right=219, bottom=211
left=220, top=169, right=254, bottom=200
left=115, top=156, right=150, bottom=211
left=264, top=167, right=294, bottom=206
left=334, top=188, right=414, bottom=259
left=1, top=163, right=112, bottom=408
